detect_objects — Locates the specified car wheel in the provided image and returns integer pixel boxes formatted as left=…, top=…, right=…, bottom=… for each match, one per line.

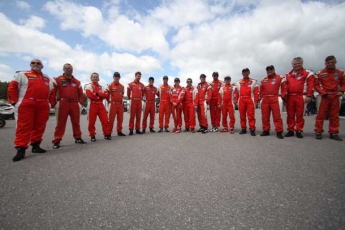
left=0, top=118, right=6, bottom=128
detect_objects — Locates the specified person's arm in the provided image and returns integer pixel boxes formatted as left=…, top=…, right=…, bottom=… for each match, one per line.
left=340, top=71, right=345, bottom=94
left=218, top=88, right=223, bottom=108
left=78, top=82, right=84, bottom=105
left=85, top=84, right=99, bottom=100
left=127, top=84, right=131, bottom=100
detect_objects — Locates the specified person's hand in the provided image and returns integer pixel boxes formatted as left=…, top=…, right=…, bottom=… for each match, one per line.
left=194, top=106, right=197, bottom=109
left=218, top=104, right=221, bottom=109
left=336, top=92, right=343, bottom=96
left=305, top=96, right=311, bottom=104
left=173, top=102, right=177, bottom=107
left=95, top=93, right=99, bottom=97
left=322, top=93, right=328, bottom=98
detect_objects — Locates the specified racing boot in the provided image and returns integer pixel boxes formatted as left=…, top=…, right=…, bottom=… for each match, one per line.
left=239, top=129, right=247, bottom=135
left=13, top=147, right=26, bottom=162
left=31, top=142, right=46, bottom=153
left=129, top=130, right=134, bottom=136
left=315, top=133, right=322, bottom=140
left=142, top=129, right=146, bottom=134
left=260, top=131, right=270, bottom=136
left=276, top=132, right=284, bottom=139
left=91, top=136, right=96, bottom=142
left=330, top=134, right=343, bottom=141
left=250, top=129, right=256, bottom=136
left=53, top=142, right=60, bottom=149
left=150, top=128, right=156, bottom=133
left=158, top=128, right=163, bottom=133
left=296, top=131, right=303, bottom=138
left=118, top=132, right=126, bottom=136
left=136, top=129, right=143, bottom=134
left=285, top=131, right=294, bottom=137
left=75, top=138, right=86, bottom=144
left=104, top=135, right=112, bottom=140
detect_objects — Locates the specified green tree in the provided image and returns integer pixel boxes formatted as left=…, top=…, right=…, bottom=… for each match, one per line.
left=0, top=81, right=9, bottom=100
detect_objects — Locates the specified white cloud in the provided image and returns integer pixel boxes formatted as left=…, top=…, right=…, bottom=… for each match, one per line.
left=0, top=63, right=13, bottom=82
left=15, top=0, right=30, bottom=10
left=19, top=15, right=46, bottom=29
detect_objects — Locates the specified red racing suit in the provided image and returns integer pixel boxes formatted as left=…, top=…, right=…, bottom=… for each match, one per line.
left=195, top=82, right=209, bottom=128
left=281, top=69, right=314, bottom=132
left=51, top=75, right=84, bottom=143
left=157, top=84, right=172, bottom=129
left=234, top=78, right=259, bottom=130
left=170, top=85, right=184, bottom=129
left=107, top=82, right=124, bottom=133
left=314, top=68, right=345, bottom=134
left=208, top=80, right=223, bottom=127
left=259, top=74, right=284, bottom=132
left=218, top=83, right=235, bottom=130
left=85, top=82, right=111, bottom=136
left=7, top=70, right=53, bottom=149
left=142, top=84, right=157, bottom=130
left=181, top=86, right=197, bottom=130
left=127, top=80, right=144, bottom=130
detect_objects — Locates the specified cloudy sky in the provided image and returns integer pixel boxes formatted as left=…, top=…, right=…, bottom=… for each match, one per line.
left=1, top=0, right=345, bottom=88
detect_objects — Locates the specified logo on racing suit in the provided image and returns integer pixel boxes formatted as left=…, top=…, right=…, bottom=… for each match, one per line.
left=334, top=72, right=339, bottom=80
left=28, top=77, right=36, bottom=80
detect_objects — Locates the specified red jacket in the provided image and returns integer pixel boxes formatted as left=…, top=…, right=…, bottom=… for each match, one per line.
left=281, top=69, right=314, bottom=98
left=218, top=83, right=234, bottom=104
left=259, top=74, right=284, bottom=99
left=85, top=82, right=108, bottom=102
left=51, top=75, right=84, bottom=106
left=195, top=82, right=209, bottom=102
left=208, top=80, right=223, bottom=102
left=314, top=68, right=345, bottom=95
left=157, top=84, right=171, bottom=102
left=234, top=78, right=259, bottom=103
left=181, top=86, right=196, bottom=104
left=170, top=85, right=183, bottom=104
left=8, top=70, right=53, bottom=105
left=143, top=85, right=157, bottom=102
left=127, top=81, right=144, bottom=100
left=107, top=82, right=124, bottom=103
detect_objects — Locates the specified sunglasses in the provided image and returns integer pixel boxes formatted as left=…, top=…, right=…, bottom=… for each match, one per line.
left=187, top=80, right=192, bottom=82
left=266, top=67, right=274, bottom=71
left=31, top=62, right=42, bottom=65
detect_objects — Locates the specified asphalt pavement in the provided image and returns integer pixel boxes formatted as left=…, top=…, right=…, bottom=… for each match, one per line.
left=0, top=110, right=344, bottom=230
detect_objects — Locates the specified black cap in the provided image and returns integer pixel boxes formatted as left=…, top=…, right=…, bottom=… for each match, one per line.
left=149, top=77, right=154, bottom=81
left=163, top=75, right=168, bottom=79
left=174, top=78, right=180, bottom=82
left=113, top=72, right=120, bottom=78
left=224, top=76, right=231, bottom=80
left=212, top=72, right=219, bottom=77
left=265, top=65, right=275, bottom=71
left=242, top=68, right=250, bottom=73
left=200, top=74, right=206, bottom=78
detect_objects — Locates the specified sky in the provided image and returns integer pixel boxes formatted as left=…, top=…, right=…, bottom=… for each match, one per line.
left=1, top=0, right=345, bottom=89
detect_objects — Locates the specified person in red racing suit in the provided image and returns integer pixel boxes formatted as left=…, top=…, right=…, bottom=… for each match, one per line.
left=195, top=74, right=209, bottom=134
left=259, top=65, right=284, bottom=139
left=181, top=78, right=197, bottom=133
left=127, top=71, right=145, bottom=135
left=314, top=55, right=345, bottom=141
left=7, top=59, right=54, bottom=162
left=157, top=76, right=172, bottom=132
left=170, top=78, right=184, bottom=133
left=281, top=57, right=314, bottom=138
left=84, top=72, right=112, bottom=141
left=234, top=68, right=259, bottom=136
left=107, top=72, right=126, bottom=137
left=218, top=76, right=235, bottom=134
left=51, top=63, right=86, bottom=149
left=208, top=72, right=223, bottom=132
left=142, top=77, right=158, bottom=133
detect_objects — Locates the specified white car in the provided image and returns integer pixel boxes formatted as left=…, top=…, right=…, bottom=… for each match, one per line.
left=0, top=103, right=15, bottom=119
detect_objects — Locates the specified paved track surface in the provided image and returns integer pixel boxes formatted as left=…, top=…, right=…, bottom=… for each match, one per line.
left=1, top=110, right=344, bottom=230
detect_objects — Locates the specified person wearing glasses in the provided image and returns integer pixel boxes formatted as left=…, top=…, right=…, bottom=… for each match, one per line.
left=314, top=55, right=345, bottom=141
left=208, top=72, right=223, bottom=132
left=234, top=68, right=259, bottom=136
left=170, top=78, right=184, bottom=133
left=218, top=76, right=235, bottom=134
left=181, top=78, right=197, bottom=133
left=50, top=63, right=86, bottom=149
left=259, top=65, right=284, bottom=139
left=142, top=77, right=158, bottom=133
left=107, top=72, right=126, bottom=137
left=7, top=59, right=54, bottom=162
left=281, top=57, right=314, bottom=139
left=84, top=72, right=112, bottom=142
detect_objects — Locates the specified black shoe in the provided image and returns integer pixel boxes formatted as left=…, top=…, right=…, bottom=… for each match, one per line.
left=136, top=129, right=143, bottom=134
left=250, top=129, right=256, bottom=136
left=91, top=136, right=96, bottom=142
left=197, top=127, right=203, bottom=132
left=150, top=128, right=156, bottom=133
left=315, top=133, right=322, bottom=140
left=142, top=129, right=146, bottom=134
left=330, top=134, right=343, bottom=141
left=202, top=129, right=208, bottom=134
left=191, top=129, right=195, bottom=133
left=260, top=131, right=270, bottom=136
left=129, top=130, right=133, bottom=136
left=164, top=128, right=170, bottom=132
left=239, top=129, right=247, bottom=135
left=184, top=128, right=190, bottom=132
left=31, top=142, right=46, bottom=153
left=75, top=138, right=86, bottom=144
left=118, top=132, right=126, bottom=136
left=296, top=131, right=303, bottom=138
left=158, top=128, right=163, bottom=133
left=285, top=131, right=294, bottom=137
left=13, top=148, right=25, bottom=162
left=104, top=135, right=112, bottom=140
left=53, top=142, right=60, bottom=149
left=276, top=132, right=284, bottom=139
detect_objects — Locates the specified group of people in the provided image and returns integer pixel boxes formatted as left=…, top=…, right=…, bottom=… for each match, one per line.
left=7, top=55, right=345, bottom=162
